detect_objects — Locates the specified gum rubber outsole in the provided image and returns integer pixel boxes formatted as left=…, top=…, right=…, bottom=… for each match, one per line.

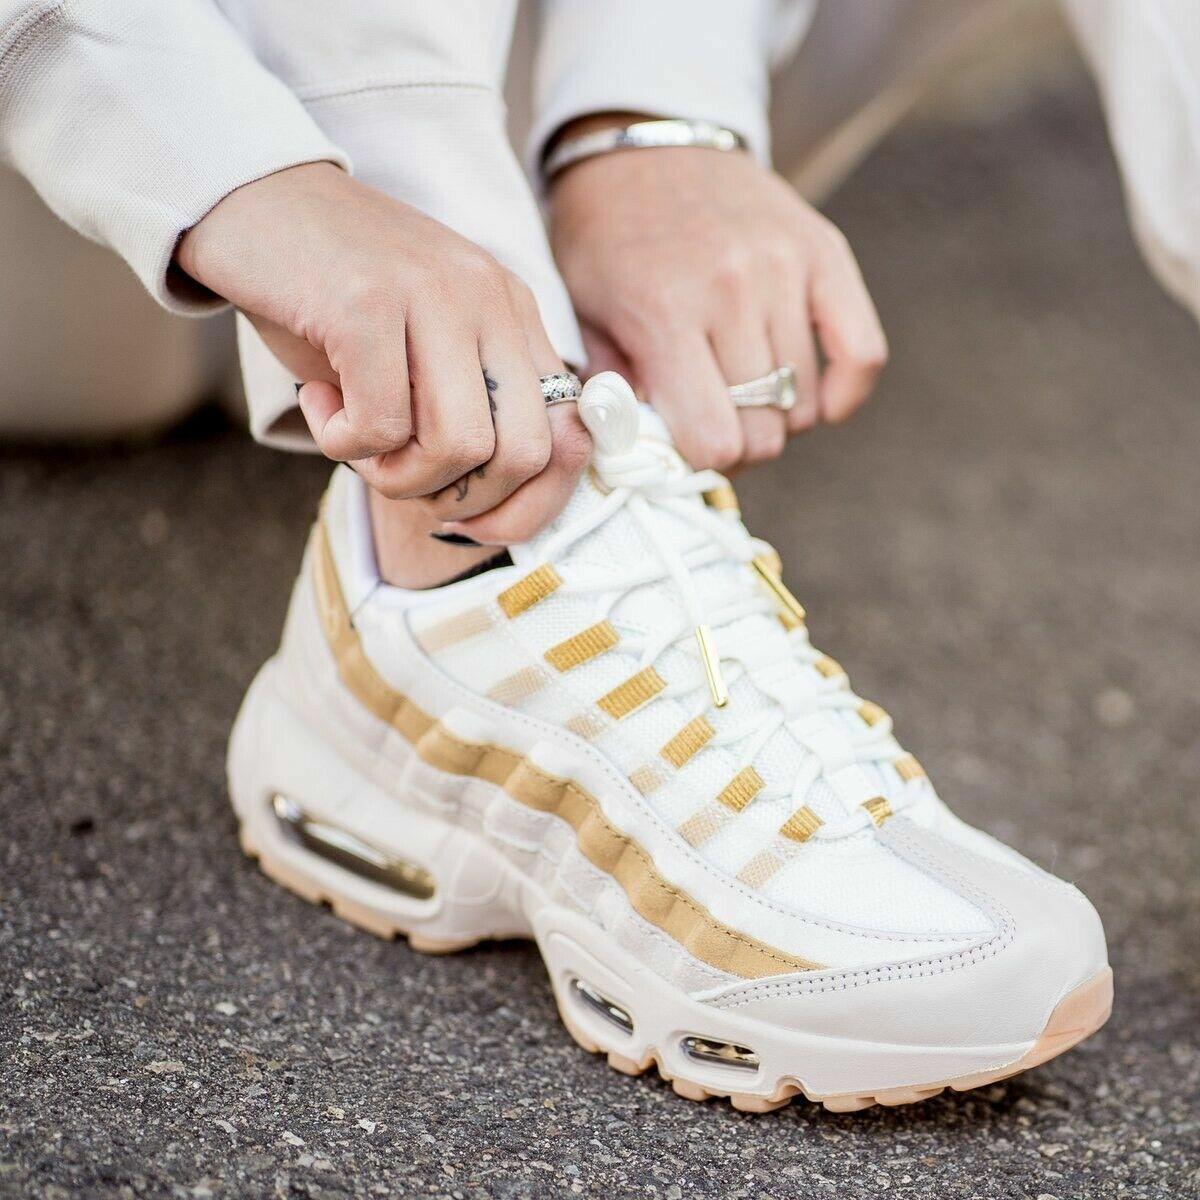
left=239, top=821, right=1114, bottom=1114
left=558, top=968, right=1113, bottom=1113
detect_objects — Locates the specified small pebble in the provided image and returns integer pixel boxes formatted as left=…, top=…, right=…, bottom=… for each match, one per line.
left=1093, top=687, right=1135, bottom=726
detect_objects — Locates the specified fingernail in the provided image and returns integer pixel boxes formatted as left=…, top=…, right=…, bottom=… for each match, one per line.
left=430, top=531, right=481, bottom=547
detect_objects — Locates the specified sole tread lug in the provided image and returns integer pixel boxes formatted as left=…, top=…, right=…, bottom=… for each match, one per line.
left=729, top=1092, right=790, bottom=1114
left=607, top=1050, right=649, bottom=1077
left=671, top=1078, right=712, bottom=1102
left=407, top=933, right=481, bottom=955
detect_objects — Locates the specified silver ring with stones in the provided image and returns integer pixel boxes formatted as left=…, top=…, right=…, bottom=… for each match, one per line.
left=728, top=365, right=797, bottom=412
left=540, top=372, right=583, bottom=406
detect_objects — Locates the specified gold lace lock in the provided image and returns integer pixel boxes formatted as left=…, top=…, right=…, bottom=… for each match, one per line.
left=695, top=624, right=729, bottom=709
left=750, top=554, right=806, bottom=629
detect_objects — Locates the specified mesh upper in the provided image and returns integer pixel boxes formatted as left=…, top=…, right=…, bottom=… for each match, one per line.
left=405, top=416, right=987, bottom=937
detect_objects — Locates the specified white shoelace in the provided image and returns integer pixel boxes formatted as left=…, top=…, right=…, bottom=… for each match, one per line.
left=535, top=438, right=910, bottom=835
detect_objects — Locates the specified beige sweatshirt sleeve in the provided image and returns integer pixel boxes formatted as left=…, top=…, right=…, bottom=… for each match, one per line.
left=1059, top=0, right=1200, bottom=329
left=0, top=0, right=349, bottom=314
left=528, top=0, right=808, bottom=175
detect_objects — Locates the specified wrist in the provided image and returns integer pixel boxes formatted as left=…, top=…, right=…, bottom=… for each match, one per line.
left=543, top=112, right=649, bottom=192
left=543, top=116, right=747, bottom=190
left=547, top=110, right=651, bottom=150
left=175, top=161, right=345, bottom=295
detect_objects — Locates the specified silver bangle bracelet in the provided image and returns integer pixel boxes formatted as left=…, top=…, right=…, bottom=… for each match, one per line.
left=542, top=118, right=747, bottom=183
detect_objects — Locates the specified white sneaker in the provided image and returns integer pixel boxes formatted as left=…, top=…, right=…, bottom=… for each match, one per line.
left=228, top=372, right=1111, bottom=1112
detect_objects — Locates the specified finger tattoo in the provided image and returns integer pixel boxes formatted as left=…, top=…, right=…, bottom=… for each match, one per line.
left=483, top=368, right=499, bottom=416
left=433, top=368, right=500, bottom=504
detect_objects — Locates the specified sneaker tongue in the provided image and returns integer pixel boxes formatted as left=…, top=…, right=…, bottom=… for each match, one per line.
left=509, top=387, right=672, bottom=569
left=506, top=472, right=606, bottom=569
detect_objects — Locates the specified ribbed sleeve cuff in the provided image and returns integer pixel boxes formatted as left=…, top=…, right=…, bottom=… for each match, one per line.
left=0, top=0, right=350, bottom=314
left=527, top=0, right=777, bottom=181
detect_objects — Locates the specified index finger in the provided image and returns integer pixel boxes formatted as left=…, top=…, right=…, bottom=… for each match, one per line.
left=438, top=401, right=592, bottom=546
left=809, top=231, right=889, bottom=423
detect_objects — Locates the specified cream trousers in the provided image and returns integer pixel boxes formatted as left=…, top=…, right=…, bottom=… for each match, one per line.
left=1, top=0, right=1196, bottom=440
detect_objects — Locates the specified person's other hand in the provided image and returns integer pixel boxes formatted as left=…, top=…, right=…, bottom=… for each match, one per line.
left=549, top=139, right=887, bottom=472
left=176, top=163, right=589, bottom=543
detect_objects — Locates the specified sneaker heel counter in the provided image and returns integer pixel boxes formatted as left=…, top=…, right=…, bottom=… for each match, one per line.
left=274, top=525, right=342, bottom=703
left=277, top=527, right=319, bottom=656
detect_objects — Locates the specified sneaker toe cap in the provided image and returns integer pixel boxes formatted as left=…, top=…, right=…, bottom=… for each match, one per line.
left=704, top=817, right=1109, bottom=1084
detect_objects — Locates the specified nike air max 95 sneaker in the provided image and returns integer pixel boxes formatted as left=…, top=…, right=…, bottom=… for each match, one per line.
left=228, top=372, right=1112, bottom=1112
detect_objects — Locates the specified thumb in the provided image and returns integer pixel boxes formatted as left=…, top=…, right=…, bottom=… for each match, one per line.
left=318, top=314, right=414, bottom=461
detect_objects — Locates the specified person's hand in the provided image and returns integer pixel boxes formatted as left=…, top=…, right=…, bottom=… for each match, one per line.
left=548, top=138, right=888, bottom=472
left=176, top=163, right=589, bottom=543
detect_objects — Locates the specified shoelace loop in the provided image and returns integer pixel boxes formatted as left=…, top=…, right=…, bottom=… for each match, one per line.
left=537, top=437, right=913, bottom=834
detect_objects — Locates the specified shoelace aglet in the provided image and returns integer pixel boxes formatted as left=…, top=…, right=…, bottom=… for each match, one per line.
left=751, top=555, right=806, bottom=629
left=695, top=624, right=729, bottom=708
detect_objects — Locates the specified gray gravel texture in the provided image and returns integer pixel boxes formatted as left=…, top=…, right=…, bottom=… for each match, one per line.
left=3, top=85, right=1199, bottom=1200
